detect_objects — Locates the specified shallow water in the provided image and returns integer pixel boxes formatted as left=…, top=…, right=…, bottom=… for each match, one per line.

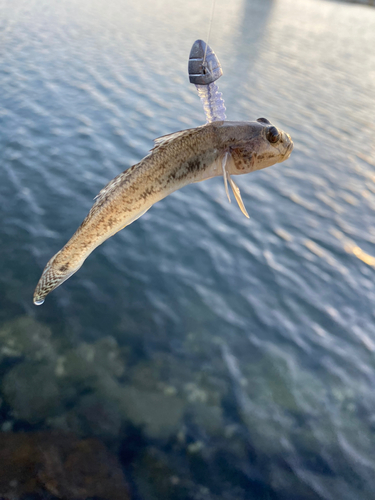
left=1, top=0, right=375, bottom=498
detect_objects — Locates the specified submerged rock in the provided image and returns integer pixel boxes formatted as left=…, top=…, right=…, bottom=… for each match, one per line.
left=2, top=361, right=63, bottom=423
left=55, top=335, right=127, bottom=384
left=187, top=402, right=224, bottom=437
left=120, top=353, right=232, bottom=442
left=0, top=328, right=129, bottom=431
left=0, top=430, right=130, bottom=500
left=63, top=392, right=123, bottom=442
left=117, top=385, right=186, bottom=440
left=0, top=316, right=56, bottom=363
left=0, top=318, right=226, bottom=446
left=132, top=446, right=187, bottom=500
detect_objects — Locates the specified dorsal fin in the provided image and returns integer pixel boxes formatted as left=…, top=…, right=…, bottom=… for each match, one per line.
left=91, top=171, right=127, bottom=213
left=152, top=124, right=206, bottom=150
left=153, top=130, right=189, bottom=148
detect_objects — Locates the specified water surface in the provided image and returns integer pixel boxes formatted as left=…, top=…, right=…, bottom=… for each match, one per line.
left=0, top=0, right=375, bottom=498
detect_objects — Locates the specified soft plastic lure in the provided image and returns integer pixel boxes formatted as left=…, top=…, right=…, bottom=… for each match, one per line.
left=188, top=39, right=227, bottom=123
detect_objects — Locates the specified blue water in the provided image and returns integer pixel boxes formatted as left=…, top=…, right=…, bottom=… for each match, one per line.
left=1, top=0, right=375, bottom=498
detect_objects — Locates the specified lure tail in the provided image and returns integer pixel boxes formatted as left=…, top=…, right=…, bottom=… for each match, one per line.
left=196, top=83, right=226, bottom=123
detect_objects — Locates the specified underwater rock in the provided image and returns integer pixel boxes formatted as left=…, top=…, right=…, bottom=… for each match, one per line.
left=2, top=361, right=63, bottom=423
left=0, top=324, right=226, bottom=444
left=0, top=430, right=130, bottom=500
left=188, top=402, right=224, bottom=437
left=64, top=393, right=122, bottom=442
left=0, top=342, right=126, bottom=431
left=117, top=385, right=186, bottom=440
left=132, top=445, right=255, bottom=500
left=54, top=335, right=127, bottom=388
left=132, top=446, right=188, bottom=500
left=126, top=353, right=230, bottom=441
left=0, top=316, right=56, bottom=363
left=47, top=378, right=184, bottom=443
left=76, top=336, right=126, bottom=378
left=130, top=353, right=228, bottom=407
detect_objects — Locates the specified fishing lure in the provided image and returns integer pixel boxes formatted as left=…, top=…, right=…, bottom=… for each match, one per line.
left=188, top=39, right=227, bottom=123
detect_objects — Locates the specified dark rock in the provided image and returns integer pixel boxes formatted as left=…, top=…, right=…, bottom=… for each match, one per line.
left=132, top=446, right=189, bottom=500
left=65, top=393, right=122, bottom=441
left=0, top=431, right=130, bottom=500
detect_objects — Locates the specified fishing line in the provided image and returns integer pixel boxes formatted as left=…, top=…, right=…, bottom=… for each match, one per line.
left=202, top=0, right=216, bottom=67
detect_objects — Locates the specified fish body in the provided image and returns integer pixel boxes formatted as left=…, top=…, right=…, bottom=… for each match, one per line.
left=33, top=119, right=293, bottom=305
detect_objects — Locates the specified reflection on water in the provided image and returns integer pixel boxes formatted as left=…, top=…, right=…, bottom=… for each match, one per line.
left=1, top=0, right=375, bottom=498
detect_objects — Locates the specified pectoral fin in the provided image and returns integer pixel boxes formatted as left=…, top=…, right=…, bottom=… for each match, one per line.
left=228, top=175, right=250, bottom=218
left=221, top=152, right=249, bottom=218
left=221, top=152, right=231, bottom=203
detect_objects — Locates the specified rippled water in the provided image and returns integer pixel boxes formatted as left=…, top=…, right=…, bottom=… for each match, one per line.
left=1, top=0, right=375, bottom=498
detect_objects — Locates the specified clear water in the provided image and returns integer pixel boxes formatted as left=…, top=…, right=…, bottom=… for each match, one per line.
left=1, top=0, right=375, bottom=498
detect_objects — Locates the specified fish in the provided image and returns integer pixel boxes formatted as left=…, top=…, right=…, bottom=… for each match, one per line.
left=33, top=118, right=293, bottom=305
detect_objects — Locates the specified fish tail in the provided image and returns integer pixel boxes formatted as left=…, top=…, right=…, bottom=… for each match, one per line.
left=33, top=250, right=83, bottom=305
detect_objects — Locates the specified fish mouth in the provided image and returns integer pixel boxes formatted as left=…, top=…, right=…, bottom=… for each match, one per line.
left=284, top=134, right=294, bottom=160
left=275, top=133, right=293, bottom=162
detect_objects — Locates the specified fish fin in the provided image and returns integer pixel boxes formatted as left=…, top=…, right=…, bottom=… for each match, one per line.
left=153, top=130, right=193, bottom=147
left=227, top=174, right=250, bottom=218
left=152, top=125, right=207, bottom=150
left=120, top=206, right=151, bottom=229
left=94, top=172, right=123, bottom=202
left=102, top=206, right=152, bottom=239
left=221, top=152, right=231, bottom=203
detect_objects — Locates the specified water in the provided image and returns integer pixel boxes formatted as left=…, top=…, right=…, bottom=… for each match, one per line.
left=0, top=0, right=375, bottom=498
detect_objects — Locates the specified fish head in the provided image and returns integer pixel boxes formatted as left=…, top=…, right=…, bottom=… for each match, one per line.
left=223, top=118, right=293, bottom=175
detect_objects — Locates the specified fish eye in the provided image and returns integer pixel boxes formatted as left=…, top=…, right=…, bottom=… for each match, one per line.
left=257, top=117, right=271, bottom=124
left=266, top=126, right=280, bottom=144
